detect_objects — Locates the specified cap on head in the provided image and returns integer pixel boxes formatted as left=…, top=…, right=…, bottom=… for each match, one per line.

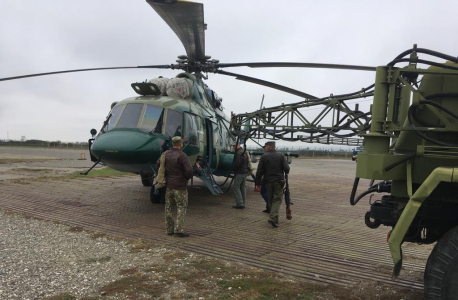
left=172, top=136, right=183, bottom=146
left=264, top=141, right=275, bottom=147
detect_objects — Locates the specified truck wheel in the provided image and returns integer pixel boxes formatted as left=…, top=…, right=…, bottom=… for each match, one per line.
left=141, top=174, right=153, bottom=186
left=424, top=225, right=458, bottom=300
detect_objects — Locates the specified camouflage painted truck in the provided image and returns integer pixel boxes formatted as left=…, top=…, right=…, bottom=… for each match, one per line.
left=233, top=47, right=458, bottom=299
left=353, top=48, right=458, bottom=299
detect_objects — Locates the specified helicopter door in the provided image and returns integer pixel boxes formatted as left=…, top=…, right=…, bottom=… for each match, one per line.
left=205, top=119, right=218, bottom=171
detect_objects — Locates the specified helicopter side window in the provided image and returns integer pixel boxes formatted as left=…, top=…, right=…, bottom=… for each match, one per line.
left=116, top=103, right=144, bottom=129
left=105, top=104, right=125, bottom=131
left=206, top=89, right=213, bottom=104
left=141, top=105, right=163, bottom=133
left=165, top=109, right=182, bottom=138
left=184, top=113, right=201, bottom=146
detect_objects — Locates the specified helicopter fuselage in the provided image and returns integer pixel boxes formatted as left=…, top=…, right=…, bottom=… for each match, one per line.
left=89, top=73, right=236, bottom=194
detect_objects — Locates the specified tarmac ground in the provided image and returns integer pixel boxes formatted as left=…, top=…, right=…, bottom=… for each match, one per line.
left=0, top=146, right=429, bottom=296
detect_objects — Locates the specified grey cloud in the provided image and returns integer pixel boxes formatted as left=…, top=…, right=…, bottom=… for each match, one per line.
left=1, top=0, right=457, bottom=143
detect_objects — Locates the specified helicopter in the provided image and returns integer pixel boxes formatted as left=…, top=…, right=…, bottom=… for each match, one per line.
left=0, top=0, right=375, bottom=203
left=87, top=73, right=235, bottom=201
left=3, top=1, right=458, bottom=297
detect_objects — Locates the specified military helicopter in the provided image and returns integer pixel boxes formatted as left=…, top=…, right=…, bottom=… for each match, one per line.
left=0, top=0, right=375, bottom=203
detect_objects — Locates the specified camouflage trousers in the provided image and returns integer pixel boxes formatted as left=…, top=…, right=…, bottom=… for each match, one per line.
left=165, top=188, right=188, bottom=234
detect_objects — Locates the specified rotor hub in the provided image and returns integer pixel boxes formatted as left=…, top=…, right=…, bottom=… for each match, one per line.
left=173, top=55, right=220, bottom=74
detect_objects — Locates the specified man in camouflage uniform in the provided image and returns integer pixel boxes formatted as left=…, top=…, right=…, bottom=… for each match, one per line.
left=156, top=136, right=193, bottom=237
left=232, top=142, right=249, bottom=209
left=255, top=141, right=290, bottom=228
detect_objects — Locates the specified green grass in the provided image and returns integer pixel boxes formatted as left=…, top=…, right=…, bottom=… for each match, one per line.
left=216, top=277, right=312, bottom=300
left=8, top=167, right=131, bottom=184
left=296, top=156, right=351, bottom=160
left=98, top=274, right=166, bottom=299
left=70, top=167, right=129, bottom=178
left=0, top=158, right=59, bottom=164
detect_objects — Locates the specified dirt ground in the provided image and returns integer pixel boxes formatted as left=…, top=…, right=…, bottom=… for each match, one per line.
left=0, top=146, right=428, bottom=299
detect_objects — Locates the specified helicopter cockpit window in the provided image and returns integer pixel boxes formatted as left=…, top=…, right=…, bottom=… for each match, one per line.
left=116, top=103, right=144, bottom=129
left=105, top=104, right=124, bottom=131
left=184, top=113, right=201, bottom=146
left=141, top=105, right=163, bottom=133
left=165, top=110, right=182, bottom=138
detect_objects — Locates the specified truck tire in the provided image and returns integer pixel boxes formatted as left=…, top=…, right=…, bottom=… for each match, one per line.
left=141, top=174, right=153, bottom=186
left=424, top=225, right=458, bottom=300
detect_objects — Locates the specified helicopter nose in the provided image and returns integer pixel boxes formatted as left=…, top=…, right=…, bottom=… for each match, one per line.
left=90, top=129, right=164, bottom=164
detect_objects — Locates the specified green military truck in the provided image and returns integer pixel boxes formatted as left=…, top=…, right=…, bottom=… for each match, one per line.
left=352, top=48, right=458, bottom=299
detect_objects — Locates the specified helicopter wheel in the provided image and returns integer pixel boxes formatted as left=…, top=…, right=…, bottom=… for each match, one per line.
left=141, top=174, right=153, bottom=186
left=150, top=186, right=165, bottom=204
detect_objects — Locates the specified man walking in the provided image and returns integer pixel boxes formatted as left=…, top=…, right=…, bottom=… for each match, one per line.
left=156, top=136, right=193, bottom=237
left=260, top=180, right=270, bottom=213
left=259, top=145, right=270, bottom=213
left=255, top=141, right=290, bottom=227
left=232, top=142, right=249, bottom=209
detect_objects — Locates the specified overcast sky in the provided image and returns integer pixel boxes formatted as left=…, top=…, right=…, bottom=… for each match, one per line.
left=1, top=0, right=457, bottom=148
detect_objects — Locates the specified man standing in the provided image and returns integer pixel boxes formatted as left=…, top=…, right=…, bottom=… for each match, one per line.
left=255, top=141, right=290, bottom=227
left=260, top=145, right=270, bottom=213
left=232, top=142, right=249, bottom=209
left=156, top=136, right=193, bottom=237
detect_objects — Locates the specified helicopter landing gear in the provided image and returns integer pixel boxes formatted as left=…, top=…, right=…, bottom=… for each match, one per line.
left=150, top=185, right=165, bottom=204
left=141, top=174, right=153, bottom=186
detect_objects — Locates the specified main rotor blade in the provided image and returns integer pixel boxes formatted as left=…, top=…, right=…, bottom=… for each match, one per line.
left=0, top=65, right=172, bottom=82
left=147, top=0, right=206, bottom=61
left=216, top=62, right=376, bottom=72
left=215, top=70, right=318, bottom=100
